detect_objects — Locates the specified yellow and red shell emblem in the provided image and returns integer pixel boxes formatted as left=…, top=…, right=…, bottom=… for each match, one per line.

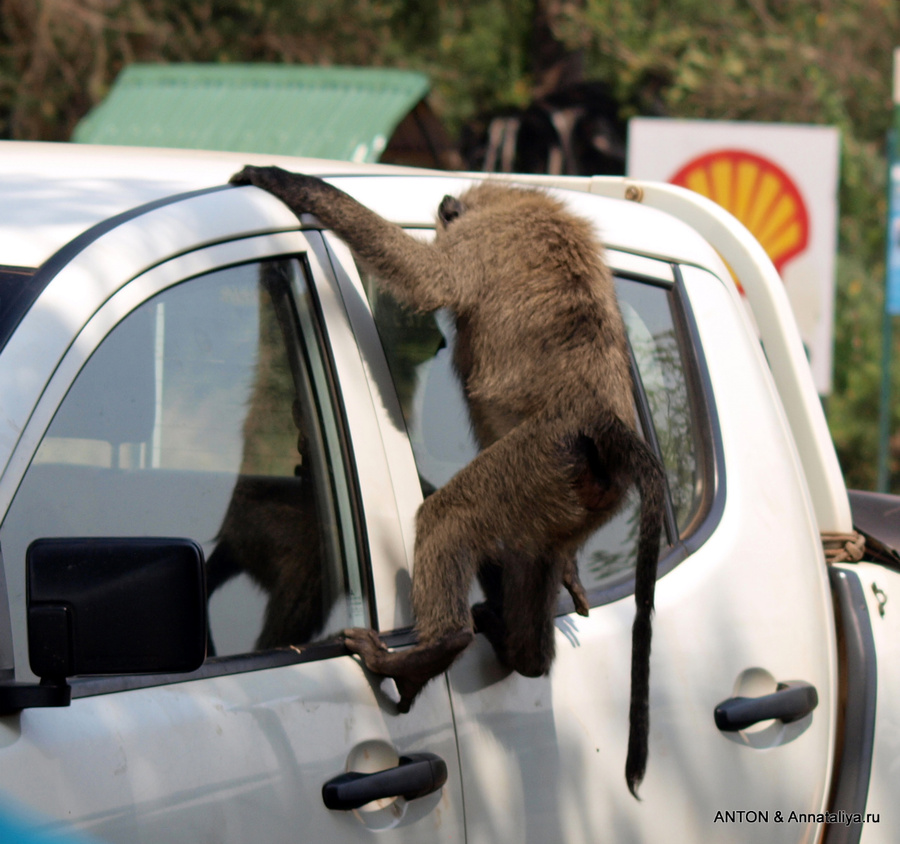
left=669, top=149, right=810, bottom=274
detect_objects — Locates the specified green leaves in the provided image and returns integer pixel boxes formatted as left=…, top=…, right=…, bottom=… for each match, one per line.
left=557, top=0, right=900, bottom=489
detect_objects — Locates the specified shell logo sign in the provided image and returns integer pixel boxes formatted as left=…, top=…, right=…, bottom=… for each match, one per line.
left=627, top=118, right=840, bottom=394
left=669, top=149, right=810, bottom=275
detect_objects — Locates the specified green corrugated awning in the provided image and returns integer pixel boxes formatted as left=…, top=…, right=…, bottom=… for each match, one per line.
left=72, top=64, right=431, bottom=162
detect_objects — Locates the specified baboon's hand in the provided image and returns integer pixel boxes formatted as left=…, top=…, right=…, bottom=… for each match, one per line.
left=229, top=165, right=326, bottom=215
left=229, top=164, right=292, bottom=189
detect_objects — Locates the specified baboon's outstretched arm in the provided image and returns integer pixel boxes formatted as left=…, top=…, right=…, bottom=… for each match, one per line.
left=231, top=166, right=457, bottom=312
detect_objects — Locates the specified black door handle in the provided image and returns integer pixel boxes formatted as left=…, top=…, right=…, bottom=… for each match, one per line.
left=714, top=680, right=818, bottom=732
left=322, top=752, right=448, bottom=811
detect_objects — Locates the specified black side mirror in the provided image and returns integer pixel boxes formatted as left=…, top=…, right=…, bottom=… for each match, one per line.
left=0, top=537, right=207, bottom=715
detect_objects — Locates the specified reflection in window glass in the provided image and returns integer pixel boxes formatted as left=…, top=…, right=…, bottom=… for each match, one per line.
left=617, top=279, right=703, bottom=534
left=578, top=279, right=704, bottom=590
left=365, top=261, right=706, bottom=606
left=1, top=259, right=364, bottom=681
left=366, top=283, right=475, bottom=495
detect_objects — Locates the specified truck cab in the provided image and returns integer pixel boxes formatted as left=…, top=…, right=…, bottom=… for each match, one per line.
left=0, top=141, right=893, bottom=843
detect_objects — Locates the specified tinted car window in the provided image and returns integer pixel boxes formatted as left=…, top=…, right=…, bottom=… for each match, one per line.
left=1, top=258, right=365, bottom=681
left=617, top=279, right=705, bottom=534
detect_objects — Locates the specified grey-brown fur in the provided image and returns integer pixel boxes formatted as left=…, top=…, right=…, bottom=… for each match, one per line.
left=230, top=166, right=666, bottom=797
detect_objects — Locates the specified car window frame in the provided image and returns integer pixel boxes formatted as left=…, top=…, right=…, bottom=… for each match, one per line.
left=0, top=232, right=392, bottom=697
left=0, top=186, right=234, bottom=355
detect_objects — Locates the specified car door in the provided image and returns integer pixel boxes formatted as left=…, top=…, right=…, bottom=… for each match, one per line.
left=330, top=196, right=837, bottom=844
left=0, top=188, right=465, bottom=843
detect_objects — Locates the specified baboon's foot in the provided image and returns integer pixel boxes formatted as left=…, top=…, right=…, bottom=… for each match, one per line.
left=343, top=627, right=473, bottom=713
left=563, top=558, right=590, bottom=617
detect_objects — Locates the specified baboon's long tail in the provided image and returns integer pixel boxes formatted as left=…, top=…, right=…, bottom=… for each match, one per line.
left=621, top=428, right=666, bottom=799
left=581, top=411, right=666, bottom=797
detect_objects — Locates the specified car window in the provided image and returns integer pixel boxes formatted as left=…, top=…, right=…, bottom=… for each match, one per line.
left=617, top=279, right=705, bottom=533
left=0, top=258, right=366, bottom=682
left=362, top=264, right=709, bottom=605
left=577, top=277, right=706, bottom=590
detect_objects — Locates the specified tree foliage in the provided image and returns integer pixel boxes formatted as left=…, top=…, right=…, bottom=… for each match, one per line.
left=546, top=0, right=900, bottom=489
left=0, top=0, right=535, bottom=139
left=3, top=0, right=900, bottom=487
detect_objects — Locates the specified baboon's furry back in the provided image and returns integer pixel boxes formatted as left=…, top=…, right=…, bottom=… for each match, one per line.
left=427, top=182, right=637, bottom=451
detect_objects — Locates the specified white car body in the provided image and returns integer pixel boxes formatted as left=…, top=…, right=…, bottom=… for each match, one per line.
left=0, top=141, right=893, bottom=843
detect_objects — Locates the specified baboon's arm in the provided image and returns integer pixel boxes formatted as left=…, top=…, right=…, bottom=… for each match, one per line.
left=231, top=166, right=456, bottom=312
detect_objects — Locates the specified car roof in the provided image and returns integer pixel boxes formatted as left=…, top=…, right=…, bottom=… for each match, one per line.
left=1, top=140, right=724, bottom=275
left=0, top=141, right=416, bottom=269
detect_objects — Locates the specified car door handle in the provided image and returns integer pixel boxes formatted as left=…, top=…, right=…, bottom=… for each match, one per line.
left=322, top=752, right=448, bottom=810
left=714, top=680, right=818, bottom=731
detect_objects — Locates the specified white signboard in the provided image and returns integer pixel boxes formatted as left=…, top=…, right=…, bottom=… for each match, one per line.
left=627, top=117, right=840, bottom=394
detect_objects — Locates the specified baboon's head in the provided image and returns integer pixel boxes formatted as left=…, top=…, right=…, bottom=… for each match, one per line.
left=438, top=182, right=563, bottom=229
left=437, top=182, right=534, bottom=231
left=438, top=194, right=466, bottom=228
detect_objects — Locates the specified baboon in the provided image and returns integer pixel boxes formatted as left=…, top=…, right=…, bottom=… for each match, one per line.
left=230, top=165, right=666, bottom=797
left=206, top=471, right=326, bottom=650
left=205, top=264, right=334, bottom=653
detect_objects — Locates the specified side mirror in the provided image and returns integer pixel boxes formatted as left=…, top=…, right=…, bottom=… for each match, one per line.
left=0, top=537, right=207, bottom=715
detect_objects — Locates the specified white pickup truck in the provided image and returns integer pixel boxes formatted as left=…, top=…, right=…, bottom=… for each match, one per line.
left=0, top=141, right=895, bottom=844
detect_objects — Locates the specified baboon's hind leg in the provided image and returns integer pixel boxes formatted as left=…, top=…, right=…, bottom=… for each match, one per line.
left=481, top=551, right=567, bottom=678
left=347, top=412, right=593, bottom=708
left=343, top=479, right=485, bottom=709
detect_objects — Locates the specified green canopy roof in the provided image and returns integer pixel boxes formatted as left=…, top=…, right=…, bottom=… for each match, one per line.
left=72, top=64, right=431, bottom=163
